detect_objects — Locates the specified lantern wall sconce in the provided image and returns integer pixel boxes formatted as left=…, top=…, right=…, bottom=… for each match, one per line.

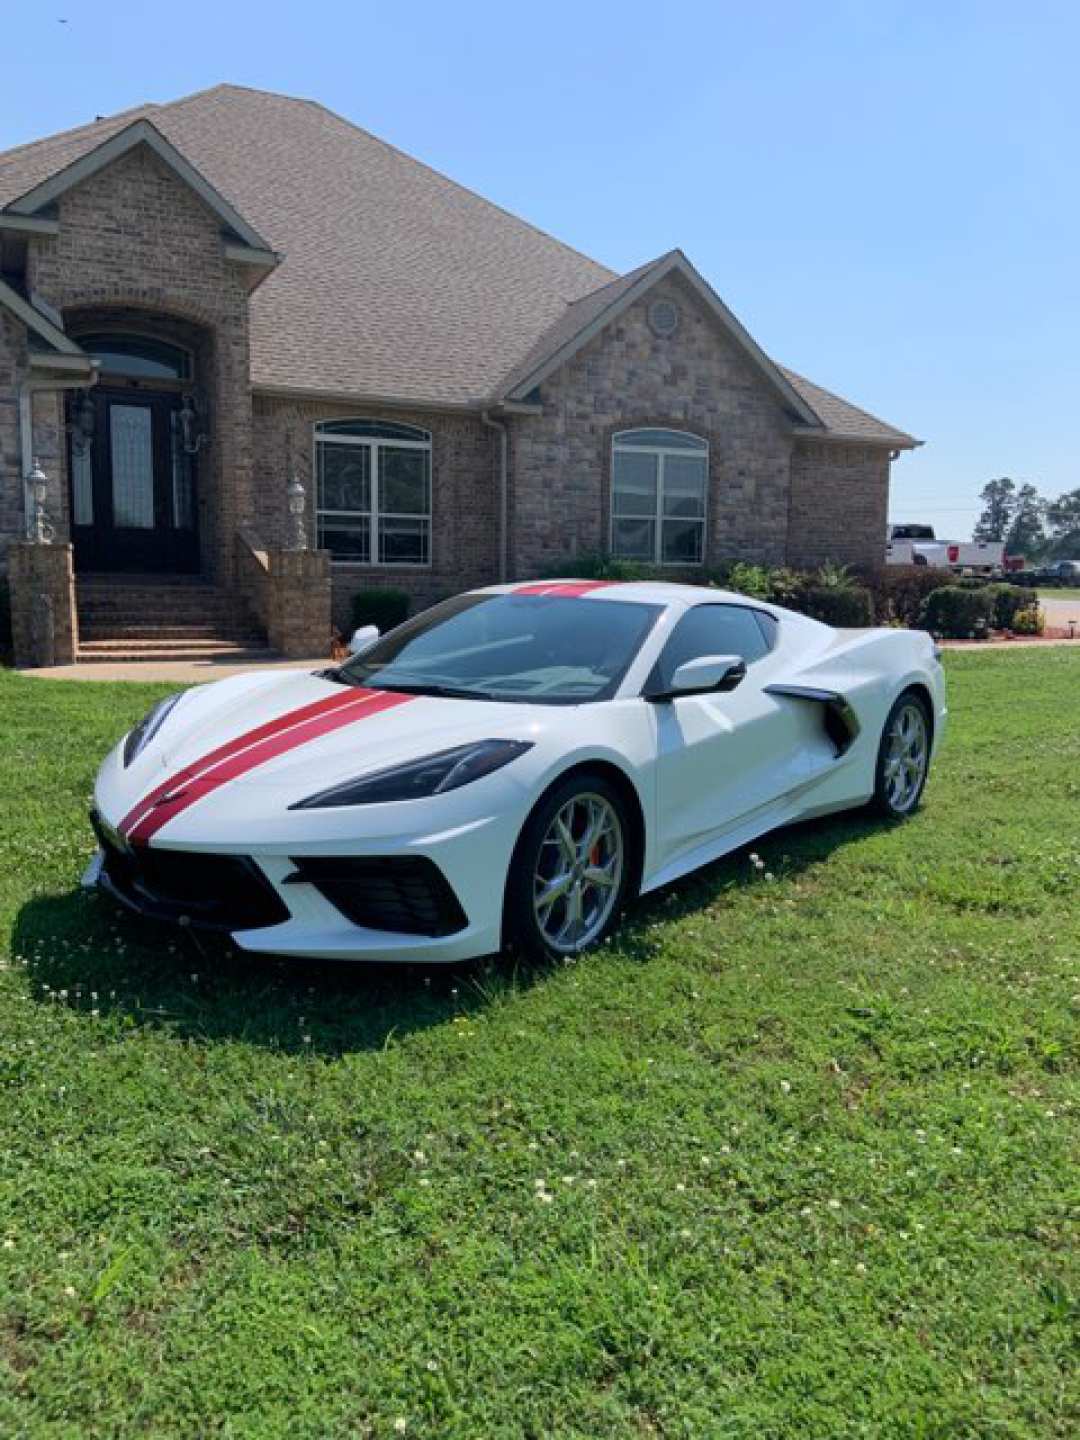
left=287, top=476, right=308, bottom=550
left=178, top=392, right=210, bottom=455
left=67, top=389, right=96, bottom=457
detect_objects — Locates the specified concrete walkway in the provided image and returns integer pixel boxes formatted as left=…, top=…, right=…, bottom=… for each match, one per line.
left=20, top=655, right=329, bottom=683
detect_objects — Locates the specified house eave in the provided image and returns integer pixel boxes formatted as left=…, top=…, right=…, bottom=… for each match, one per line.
left=0, top=212, right=60, bottom=236
left=791, top=426, right=922, bottom=450
left=252, top=382, right=484, bottom=415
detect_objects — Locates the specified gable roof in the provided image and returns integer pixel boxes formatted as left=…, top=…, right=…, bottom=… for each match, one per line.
left=0, top=84, right=917, bottom=443
left=498, top=249, right=823, bottom=429
left=3, top=117, right=274, bottom=255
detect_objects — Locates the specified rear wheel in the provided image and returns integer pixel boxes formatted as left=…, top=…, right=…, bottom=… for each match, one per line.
left=505, top=772, right=632, bottom=963
left=871, top=690, right=932, bottom=818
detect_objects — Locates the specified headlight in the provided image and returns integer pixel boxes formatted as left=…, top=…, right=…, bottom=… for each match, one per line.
left=290, top=739, right=533, bottom=809
left=123, top=692, right=184, bottom=768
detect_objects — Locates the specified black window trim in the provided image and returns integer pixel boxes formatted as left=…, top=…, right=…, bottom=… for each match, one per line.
left=640, top=600, right=780, bottom=698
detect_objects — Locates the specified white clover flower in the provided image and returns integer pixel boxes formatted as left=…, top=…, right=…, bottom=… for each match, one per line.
left=827, top=1198, right=841, bottom=1211
left=780, top=1080, right=792, bottom=1094
left=394, top=1420, right=408, bottom=1434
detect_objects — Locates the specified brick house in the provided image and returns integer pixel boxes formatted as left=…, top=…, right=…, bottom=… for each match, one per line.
left=0, top=84, right=918, bottom=667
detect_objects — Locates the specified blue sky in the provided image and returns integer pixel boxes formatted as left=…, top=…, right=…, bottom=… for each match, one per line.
left=4, top=1, right=1076, bottom=538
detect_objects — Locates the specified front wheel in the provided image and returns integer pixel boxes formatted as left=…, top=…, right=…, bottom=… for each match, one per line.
left=871, top=690, right=932, bottom=819
left=505, top=772, right=633, bottom=963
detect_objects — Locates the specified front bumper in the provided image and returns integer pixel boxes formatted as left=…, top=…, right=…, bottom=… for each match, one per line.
left=87, top=804, right=517, bottom=963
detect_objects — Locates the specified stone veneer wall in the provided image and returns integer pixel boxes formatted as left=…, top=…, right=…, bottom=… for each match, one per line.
left=24, top=143, right=257, bottom=584
left=251, top=395, right=499, bottom=631
left=0, top=312, right=24, bottom=560
left=0, top=314, right=69, bottom=565
left=787, top=440, right=892, bottom=570
left=507, top=273, right=796, bottom=579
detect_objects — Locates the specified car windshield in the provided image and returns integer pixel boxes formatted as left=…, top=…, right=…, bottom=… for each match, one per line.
left=334, top=593, right=663, bottom=703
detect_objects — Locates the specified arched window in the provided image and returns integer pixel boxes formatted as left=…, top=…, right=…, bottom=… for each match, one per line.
left=315, top=419, right=431, bottom=565
left=77, top=333, right=192, bottom=381
left=611, top=428, right=707, bottom=565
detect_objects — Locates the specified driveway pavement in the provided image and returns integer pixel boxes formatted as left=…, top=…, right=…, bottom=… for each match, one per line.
left=1040, top=595, right=1080, bottom=635
left=20, top=656, right=328, bottom=683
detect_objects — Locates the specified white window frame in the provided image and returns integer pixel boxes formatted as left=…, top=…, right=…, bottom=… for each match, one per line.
left=314, top=421, right=432, bottom=568
left=610, top=428, right=708, bottom=567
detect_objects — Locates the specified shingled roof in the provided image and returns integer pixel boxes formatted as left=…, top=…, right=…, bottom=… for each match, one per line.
left=0, top=84, right=917, bottom=444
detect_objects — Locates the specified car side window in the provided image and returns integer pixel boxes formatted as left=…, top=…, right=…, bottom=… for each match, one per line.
left=647, top=604, right=774, bottom=692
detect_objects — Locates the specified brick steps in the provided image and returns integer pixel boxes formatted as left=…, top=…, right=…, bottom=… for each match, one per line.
left=77, top=640, right=277, bottom=665
left=75, top=576, right=271, bottom=665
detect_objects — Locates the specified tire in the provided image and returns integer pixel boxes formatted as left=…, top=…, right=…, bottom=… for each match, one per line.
left=505, top=771, right=634, bottom=963
left=870, top=689, right=932, bottom=819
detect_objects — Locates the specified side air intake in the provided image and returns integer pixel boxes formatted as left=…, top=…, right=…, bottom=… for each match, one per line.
left=764, top=685, right=861, bottom=757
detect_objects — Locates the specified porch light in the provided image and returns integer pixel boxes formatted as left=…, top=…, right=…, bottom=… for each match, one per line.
left=287, top=476, right=307, bottom=550
left=27, top=460, right=54, bottom=545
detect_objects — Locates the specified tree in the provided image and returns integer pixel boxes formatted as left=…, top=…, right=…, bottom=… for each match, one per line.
left=1045, top=488, right=1080, bottom=559
left=1005, top=483, right=1046, bottom=560
left=973, top=478, right=1015, bottom=542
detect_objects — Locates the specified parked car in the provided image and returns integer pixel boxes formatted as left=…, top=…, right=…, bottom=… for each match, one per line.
left=1013, top=560, right=1080, bottom=588
left=85, top=580, right=947, bottom=964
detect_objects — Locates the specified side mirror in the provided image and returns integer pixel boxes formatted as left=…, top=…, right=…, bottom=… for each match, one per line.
left=347, top=624, right=380, bottom=657
left=663, top=654, right=747, bottom=699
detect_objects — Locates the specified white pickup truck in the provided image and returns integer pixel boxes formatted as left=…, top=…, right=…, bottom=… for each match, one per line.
left=886, top=524, right=1007, bottom=575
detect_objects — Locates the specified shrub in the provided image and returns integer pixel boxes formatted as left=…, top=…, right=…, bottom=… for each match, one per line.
left=349, top=587, right=411, bottom=635
left=1011, top=601, right=1045, bottom=636
left=861, top=565, right=949, bottom=628
left=985, top=584, right=1030, bottom=631
left=795, top=585, right=874, bottom=628
left=814, top=560, right=857, bottom=590
left=540, top=549, right=652, bottom=581
left=720, top=562, right=774, bottom=600
left=921, top=586, right=994, bottom=639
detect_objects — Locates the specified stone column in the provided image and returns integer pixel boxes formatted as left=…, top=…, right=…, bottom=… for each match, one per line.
left=8, top=542, right=78, bottom=667
left=265, top=548, right=331, bottom=658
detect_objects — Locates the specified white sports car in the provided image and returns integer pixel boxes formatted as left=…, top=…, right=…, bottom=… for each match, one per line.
left=87, top=580, right=947, bottom=964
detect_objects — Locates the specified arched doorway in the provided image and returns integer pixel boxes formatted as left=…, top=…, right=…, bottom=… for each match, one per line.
left=66, top=330, right=204, bottom=573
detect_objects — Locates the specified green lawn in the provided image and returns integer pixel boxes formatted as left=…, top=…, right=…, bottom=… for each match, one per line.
left=1039, top=587, right=1080, bottom=602
left=1, top=654, right=1077, bottom=1438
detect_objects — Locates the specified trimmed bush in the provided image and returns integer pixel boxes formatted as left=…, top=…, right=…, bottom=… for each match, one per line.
left=985, top=584, right=1030, bottom=631
left=859, top=565, right=947, bottom=628
left=921, top=586, right=994, bottom=639
left=1011, top=601, right=1045, bottom=636
left=349, top=587, right=411, bottom=635
left=795, top=585, right=874, bottom=628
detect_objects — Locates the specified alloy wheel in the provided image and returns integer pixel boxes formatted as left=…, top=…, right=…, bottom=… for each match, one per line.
left=882, top=700, right=929, bottom=813
left=532, top=792, right=624, bottom=954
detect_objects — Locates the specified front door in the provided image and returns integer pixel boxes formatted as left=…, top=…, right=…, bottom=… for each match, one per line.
left=68, top=387, right=199, bottom=572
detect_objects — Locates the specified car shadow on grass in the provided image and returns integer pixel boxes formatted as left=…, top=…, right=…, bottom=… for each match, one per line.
left=11, top=807, right=892, bottom=1055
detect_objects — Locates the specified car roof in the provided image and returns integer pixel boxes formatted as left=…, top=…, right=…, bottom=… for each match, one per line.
left=478, top=579, right=773, bottom=608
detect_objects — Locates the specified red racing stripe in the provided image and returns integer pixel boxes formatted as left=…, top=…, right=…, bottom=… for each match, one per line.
left=120, top=688, right=413, bottom=844
left=512, top=580, right=618, bottom=597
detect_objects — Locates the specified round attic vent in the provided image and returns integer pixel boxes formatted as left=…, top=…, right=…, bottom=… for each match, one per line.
left=648, top=299, right=679, bottom=337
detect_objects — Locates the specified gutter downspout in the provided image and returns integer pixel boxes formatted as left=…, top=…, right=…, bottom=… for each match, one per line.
left=481, top=410, right=509, bottom=583
left=18, top=367, right=99, bottom=536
